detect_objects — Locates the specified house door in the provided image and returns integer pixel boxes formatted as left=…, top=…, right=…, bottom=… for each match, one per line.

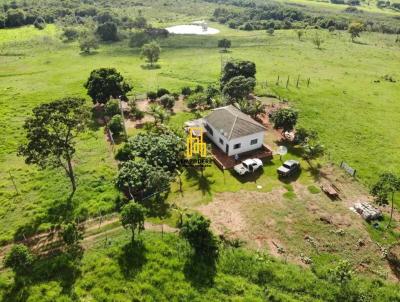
left=225, top=144, right=229, bottom=154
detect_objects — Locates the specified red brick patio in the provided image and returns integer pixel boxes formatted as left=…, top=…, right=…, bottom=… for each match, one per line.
left=211, top=143, right=273, bottom=170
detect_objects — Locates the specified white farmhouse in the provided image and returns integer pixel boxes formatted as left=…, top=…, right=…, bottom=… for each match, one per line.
left=203, top=105, right=266, bottom=156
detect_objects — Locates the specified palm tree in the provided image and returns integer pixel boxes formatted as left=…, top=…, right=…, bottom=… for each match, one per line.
left=147, top=104, right=170, bottom=127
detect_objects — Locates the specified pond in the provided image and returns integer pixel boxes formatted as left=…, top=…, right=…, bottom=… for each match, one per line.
left=165, top=24, right=220, bottom=35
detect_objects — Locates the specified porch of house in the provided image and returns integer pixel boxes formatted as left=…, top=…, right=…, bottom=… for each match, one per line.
left=210, top=141, right=273, bottom=170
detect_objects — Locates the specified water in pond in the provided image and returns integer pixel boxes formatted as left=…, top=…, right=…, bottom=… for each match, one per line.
left=165, top=24, right=220, bottom=35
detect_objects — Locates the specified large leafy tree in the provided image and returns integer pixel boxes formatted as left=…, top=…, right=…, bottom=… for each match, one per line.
left=96, top=21, right=119, bottom=41
left=115, top=160, right=171, bottom=200
left=270, top=108, right=298, bottom=132
left=18, top=98, right=89, bottom=197
left=221, top=60, right=256, bottom=85
left=222, top=76, right=256, bottom=102
left=84, top=68, right=132, bottom=104
left=116, top=132, right=185, bottom=172
left=120, top=202, right=146, bottom=242
left=370, top=172, right=400, bottom=228
left=180, top=213, right=218, bottom=257
left=141, top=41, right=161, bottom=67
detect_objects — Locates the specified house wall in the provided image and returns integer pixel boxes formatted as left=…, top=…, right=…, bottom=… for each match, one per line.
left=227, top=131, right=264, bottom=156
left=204, top=121, right=264, bottom=156
left=204, top=121, right=228, bottom=152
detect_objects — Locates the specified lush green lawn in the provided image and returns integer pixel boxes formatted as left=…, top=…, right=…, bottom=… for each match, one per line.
left=0, top=21, right=399, bottom=242
left=1, top=229, right=399, bottom=301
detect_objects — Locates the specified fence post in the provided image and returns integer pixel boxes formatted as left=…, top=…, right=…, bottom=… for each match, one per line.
left=286, top=76, right=290, bottom=88
left=307, top=78, right=310, bottom=87
left=296, top=75, right=300, bottom=88
left=276, top=75, right=280, bottom=86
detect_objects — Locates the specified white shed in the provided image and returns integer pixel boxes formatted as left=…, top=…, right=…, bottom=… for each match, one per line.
left=203, top=105, right=266, bottom=156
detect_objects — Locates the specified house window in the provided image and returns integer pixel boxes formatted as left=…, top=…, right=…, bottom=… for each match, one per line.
left=233, top=143, right=241, bottom=149
left=250, top=139, right=258, bottom=145
left=205, top=124, right=213, bottom=136
left=219, top=138, right=224, bottom=145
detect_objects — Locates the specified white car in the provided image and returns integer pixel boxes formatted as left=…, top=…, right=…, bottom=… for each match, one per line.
left=234, top=158, right=263, bottom=175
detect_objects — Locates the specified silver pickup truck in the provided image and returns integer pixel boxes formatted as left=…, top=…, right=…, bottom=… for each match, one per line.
left=234, top=158, right=263, bottom=175
left=277, top=160, right=300, bottom=177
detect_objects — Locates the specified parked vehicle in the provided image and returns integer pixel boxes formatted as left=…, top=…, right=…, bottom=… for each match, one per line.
left=277, top=160, right=300, bottom=177
left=234, top=158, right=263, bottom=175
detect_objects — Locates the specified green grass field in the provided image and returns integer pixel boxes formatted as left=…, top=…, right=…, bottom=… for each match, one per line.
left=0, top=22, right=399, bottom=242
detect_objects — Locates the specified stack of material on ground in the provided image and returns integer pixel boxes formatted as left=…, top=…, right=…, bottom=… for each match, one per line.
left=352, top=202, right=382, bottom=221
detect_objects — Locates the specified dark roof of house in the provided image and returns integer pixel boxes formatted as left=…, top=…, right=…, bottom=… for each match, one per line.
left=204, top=105, right=266, bottom=140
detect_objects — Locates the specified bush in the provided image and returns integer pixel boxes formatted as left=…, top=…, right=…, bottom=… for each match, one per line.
left=108, top=115, right=123, bottom=136
left=194, top=85, right=204, bottom=93
left=147, top=91, right=158, bottom=101
left=62, top=27, right=80, bottom=42
left=96, top=21, right=119, bottom=41
left=104, top=99, right=120, bottom=117
left=157, top=88, right=170, bottom=98
left=181, top=86, right=192, bottom=96
left=159, top=94, right=175, bottom=110
left=33, top=17, right=46, bottom=30
left=129, top=31, right=149, bottom=48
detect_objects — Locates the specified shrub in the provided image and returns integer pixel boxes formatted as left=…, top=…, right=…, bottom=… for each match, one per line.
left=181, top=86, right=192, bottom=96
left=108, top=115, right=123, bottom=136
left=147, top=91, right=157, bottom=101
left=33, top=16, right=46, bottom=30
left=194, top=85, right=204, bottom=93
left=159, top=94, right=175, bottom=110
left=105, top=99, right=121, bottom=117
left=157, top=88, right=170, bottom=98
left=129, top=30, right=149, bottom=48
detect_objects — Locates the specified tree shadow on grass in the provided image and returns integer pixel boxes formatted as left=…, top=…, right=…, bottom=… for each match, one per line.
left=4, top=247, right=84, bottom=302
left=185, top=167, right=214, bottom=196
left=183, top=251, right=217, bottom=289
left=118, top=240, right=147, bottom=279
left=141, top=193, right=171, bottom=219
left=140, top=64, right=161, bottom=70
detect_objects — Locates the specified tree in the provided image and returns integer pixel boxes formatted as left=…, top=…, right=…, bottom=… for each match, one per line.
left=147, top=104, right=170, bottom=126
left=180, top=213, right=218, bottom=256
left=267, top=28, right=274, bottom=35
left=33, top=16, right=46, bottom=30
left=270, top=108, right=298, bottom=132
left=301, top=134, right=324, bottom=168
left=133, top=14, right=147, bottom=29
left=312, top=32, right=324, bottom=49
left=187, top=92, right=208, bottom=111
left=84, top=68, right=132, bottom=104
left=159, top=94, right=175, bottom=110
left=370, top=172, right=400, bottom=228
left=222, top=76, right=256, bottom=102
left=157, top=88, right=170, bottom=98
left=296, top=30, right=304, bottom=41
left=79, top=30, right=99, bottom=53
left=61, top=223, right=83, bottom=246
left=104, top=99, right=120, bottom=117
left=141, top=41, right=161, bottom=67
left=109, top=115, right=124, bottom=136
left=221, top=60, right=256, bottom=85
left=129, top=30, right=149, bottom=48
left=235, top=99, right=266, bottom=119
left=18, top=98, right=89, bottom=197
left=96, top=21, right=118, bottom=41
left=218, top=38, right=231, bottom=52
left=120, top=202, right=146, bottom=242
left=4, top=244, right=34, bottom=275
left=115, top=132, right=185, bottom=172
left=115, top=160, right=171, bottom=200
left=6, top=9, right=25, bottom=27
left=62, top=27, right=80, bottom=42
left=147, top=91, right=158, bottom=101
left=348, top=22, right=364, bottom=42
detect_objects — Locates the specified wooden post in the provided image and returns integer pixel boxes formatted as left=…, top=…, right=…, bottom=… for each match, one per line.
left=276, top=75, right=280, bottom=86
left=307, top=78, right=310, bottom=87
left=119, top=97, right=128, bottom=140
left=286, top=76, right=290, bottom=88
left=9, top=171, right=20, bottom=195
left=296, top=75, right=300, bottom=88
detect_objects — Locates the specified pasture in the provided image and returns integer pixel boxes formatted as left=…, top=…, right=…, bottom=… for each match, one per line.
left=0, top=23, right=399, bottom=244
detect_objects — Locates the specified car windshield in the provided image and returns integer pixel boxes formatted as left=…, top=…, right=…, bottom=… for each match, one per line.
left=283, top=164, right=291, bottom=169
left=243, top=163, right=248, bottom=168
